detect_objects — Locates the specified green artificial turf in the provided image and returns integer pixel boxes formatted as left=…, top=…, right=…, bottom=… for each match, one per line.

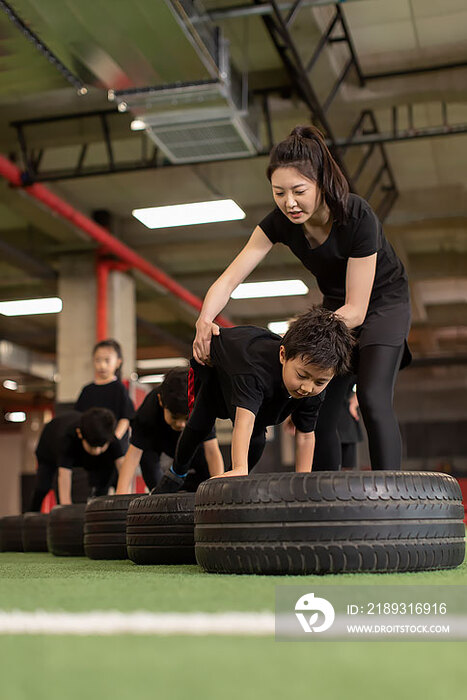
left=1, top=552, right=467, bottom=700
left=0, top=552, right=466, bottom=613
left=0, top=635, right=467, bottom=700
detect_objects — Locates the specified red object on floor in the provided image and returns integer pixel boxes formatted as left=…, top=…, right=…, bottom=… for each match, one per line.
left=40, top=491, right=56, bottom=514
left=135, top=476, right=147, bottom=494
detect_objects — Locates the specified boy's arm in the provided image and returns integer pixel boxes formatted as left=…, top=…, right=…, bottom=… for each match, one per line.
left=294, top=430, right=315, bottom=473
left=115, top=419, right=130, bottom=440
left=230, top=406, right=256, bottom=475
left=58, top=467, right=72, bottom=504
left=116, top=444, right=143, bottom=494
left=203, top=437, right=225, bottom=476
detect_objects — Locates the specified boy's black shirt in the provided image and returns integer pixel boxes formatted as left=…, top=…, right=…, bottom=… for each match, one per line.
left=35, top=410, right=123, bottom=471
left=209, top=326, right=325, bottom=432
left=75, top=379, right=135, bottom=421
left=130, top=390, right=180, bottom=456
left=130, top=389, right=217, bottom=456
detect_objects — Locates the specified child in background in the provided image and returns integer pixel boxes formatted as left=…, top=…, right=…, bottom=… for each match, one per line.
left=116, top=368, right=224, bottom=494
left=75, top=339, right=135, bottom=445
left=30, top=408, right=125, bottom=510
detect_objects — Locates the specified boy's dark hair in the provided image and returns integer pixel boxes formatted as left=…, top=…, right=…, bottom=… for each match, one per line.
left=281, top=306, right=354, bottom=375
left=79, top=408, right=116, bottom=446
left=159, top=368, right=189, bottom=416
left=93, top=338, right=123, bottom=378
left=266, top=125, right=349, bottom=224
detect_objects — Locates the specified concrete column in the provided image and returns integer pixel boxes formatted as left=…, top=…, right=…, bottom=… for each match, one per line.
left=57, top=254, right=136, bottom=405
left=57, top=254, right=97, bottom=404
left=107, top=269, right=136, bottom=380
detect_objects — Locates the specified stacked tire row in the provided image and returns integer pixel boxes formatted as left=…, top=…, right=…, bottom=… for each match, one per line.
left=0, top=494, right=198, bottom=564
left=1, top=471, right=465, bottom=575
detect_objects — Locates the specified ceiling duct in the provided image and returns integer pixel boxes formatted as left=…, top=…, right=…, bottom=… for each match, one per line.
left=108, top=1, right=261, bottom=164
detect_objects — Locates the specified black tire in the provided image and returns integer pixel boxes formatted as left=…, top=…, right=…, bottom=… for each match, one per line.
left=47, top=504, right=86, bottom=556
left=0, top=515, right=24, bottom=552
left=194, top=471, right=466, bottom=575
left=127, top=493, right=196, bottom=564
left=22, top=513, right=49, bottom=552
left=84, top=494, right=141, bottom=560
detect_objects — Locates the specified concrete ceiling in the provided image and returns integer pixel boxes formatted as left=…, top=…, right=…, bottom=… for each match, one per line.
left=0, top=0, right=466, bottom=407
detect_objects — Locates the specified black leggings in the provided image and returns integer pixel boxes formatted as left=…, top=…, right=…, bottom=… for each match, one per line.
left=313, top=344, right=404, bottom=471
left=139, top=451, right=163, bottom=491
left=341, top=443, right=357, bottom=469
left=30, top=461, right=56, bottom=512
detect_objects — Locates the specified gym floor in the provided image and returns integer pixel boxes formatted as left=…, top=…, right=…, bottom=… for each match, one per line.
left=1, top=550, right=466, bottom=700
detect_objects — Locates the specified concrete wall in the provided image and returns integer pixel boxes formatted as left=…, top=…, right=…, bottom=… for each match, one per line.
left=0, top=428, right=23, bottom=516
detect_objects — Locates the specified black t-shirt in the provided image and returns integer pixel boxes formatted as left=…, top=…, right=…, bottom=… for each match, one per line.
left=35, top=410, right=124, bottom=472
left=209, top=326, right=324, bottom=433
left=75, top=380, right=135, bottom=421
left=131, top=389, right=216, bottom=456
left=130, top=390, right=180, bottom=457
left=259, top=194, right=409, bottom=312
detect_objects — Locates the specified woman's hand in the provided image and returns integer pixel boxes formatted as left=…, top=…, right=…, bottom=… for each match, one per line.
left=193, top=318, right=220, bottom=365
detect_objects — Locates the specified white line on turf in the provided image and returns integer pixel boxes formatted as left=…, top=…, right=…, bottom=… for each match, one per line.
left=0, top=611, right=275, bottom=636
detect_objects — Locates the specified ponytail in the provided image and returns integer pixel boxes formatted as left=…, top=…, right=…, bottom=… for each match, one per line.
left=267, top=125, right=349, bottom=224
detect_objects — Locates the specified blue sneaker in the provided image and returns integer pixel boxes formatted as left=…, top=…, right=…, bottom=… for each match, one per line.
left=151, top=467, right=186, bottom=494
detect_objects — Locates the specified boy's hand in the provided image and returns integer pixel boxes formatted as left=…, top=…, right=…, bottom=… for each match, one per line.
left=193, top=319, right=220, bottom=365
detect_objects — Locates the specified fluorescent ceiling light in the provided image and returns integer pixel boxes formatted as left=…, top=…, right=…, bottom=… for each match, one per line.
left=5, top=411, right=26, bottom=423
left=136, top=357, right=189, bottom=370
left=0, top=297, right=62, bottom=316
left=231, top=280, right=308, bottom=300
left=132, top=199, right=245, bottom=229
left=3, top=380, right=18, bottom=391
left=130, top=119, right=146, bottom=131
left=268, top=321, right=290, bottom=335
left=138, top=374, right=165, bottom=384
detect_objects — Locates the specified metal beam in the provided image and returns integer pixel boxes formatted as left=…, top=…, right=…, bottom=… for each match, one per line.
left=0, top=238, right=57, bottom=280
left=207, top=1, right=358, bottom=21
left=253, top=0, right=354, bottom=186
left=335, top=122, right=467, bottom=147
left=365, top=61, right=467, bottom=81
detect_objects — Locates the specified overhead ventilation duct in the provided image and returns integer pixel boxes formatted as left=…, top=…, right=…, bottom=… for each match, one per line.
left=108, top=1, right=261, bottom=163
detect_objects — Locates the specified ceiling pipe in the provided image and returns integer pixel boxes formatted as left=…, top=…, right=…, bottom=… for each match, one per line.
left=0, top=154, right=233, bottom=328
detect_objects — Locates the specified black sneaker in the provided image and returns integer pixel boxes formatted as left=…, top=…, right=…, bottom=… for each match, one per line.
left=151, top=469, right=186, bottom=494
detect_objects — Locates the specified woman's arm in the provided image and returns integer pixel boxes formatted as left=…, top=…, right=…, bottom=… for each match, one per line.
left=115, top=418, right=130, bottom=440
left=116, top=444, right=143, bottom=494
left=193, top=227, right=273, bottom=364
left=294, top=430, right=315, bottom=473
left=335, top=253, right=377, bottom=329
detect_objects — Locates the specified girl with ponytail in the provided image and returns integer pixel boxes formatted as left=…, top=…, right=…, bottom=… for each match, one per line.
left=193, top=125, right=411, bottom=471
